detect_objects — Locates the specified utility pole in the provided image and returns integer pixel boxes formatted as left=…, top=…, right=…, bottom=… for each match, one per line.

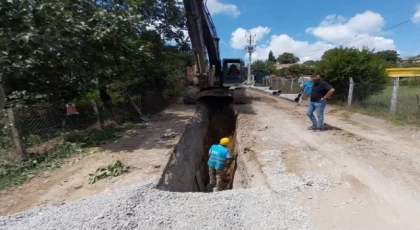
left=244, top=33, right=256, bottom=84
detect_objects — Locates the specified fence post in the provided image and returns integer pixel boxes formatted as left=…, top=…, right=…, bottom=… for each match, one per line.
left=91, top=100, right=104, bottom=130
left=347, top=77, right=354, bottom=106
left=7, top=108, right=27, bottom=159
left=390, top=77, right=400, bottom=115
left=291, top=78, right=294, bottom=93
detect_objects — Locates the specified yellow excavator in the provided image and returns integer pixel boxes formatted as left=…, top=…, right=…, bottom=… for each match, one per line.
left=182, top=0, right=248, bottom=104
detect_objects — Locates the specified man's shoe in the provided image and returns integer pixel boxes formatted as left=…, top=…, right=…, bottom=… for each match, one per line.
left=307, top=126, right=316, bottom=130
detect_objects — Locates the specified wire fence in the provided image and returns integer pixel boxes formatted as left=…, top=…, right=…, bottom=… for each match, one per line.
left=262, top=76, right=420, bottom=124
left=350, top=81, right=420, bottom=124
left=0, top=91, right=167, bottom=159
left=263, top=78, right=302, bottom=94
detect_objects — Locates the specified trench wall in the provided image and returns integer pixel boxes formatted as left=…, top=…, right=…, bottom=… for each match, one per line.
left=157, top=102, right=210, bottom=192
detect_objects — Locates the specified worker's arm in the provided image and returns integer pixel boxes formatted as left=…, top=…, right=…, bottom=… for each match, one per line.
left=322, top=88, right=335, bottom=100
left=225, top=150, right=232, bottom=159
left=299, top=85, right=305, bottom=94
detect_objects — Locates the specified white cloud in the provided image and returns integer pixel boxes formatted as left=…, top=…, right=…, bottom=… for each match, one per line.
left=306, top=11, right=393, bottom=50
left=413, top=4, right=420, bottom=23
left=251, top=34, right=334, bottom=62
left=206, top=0, right=240, bottom=17
left=230, top=26, right=271, bottom=49
left=230, top=11, right=396, bottom=62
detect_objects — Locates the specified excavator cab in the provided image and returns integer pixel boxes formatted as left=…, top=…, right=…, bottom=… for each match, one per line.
left=222, top=59, right=244, bottom=87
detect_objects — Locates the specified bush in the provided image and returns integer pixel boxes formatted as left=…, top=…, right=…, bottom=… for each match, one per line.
left=315, top=47, right=388, bottom=102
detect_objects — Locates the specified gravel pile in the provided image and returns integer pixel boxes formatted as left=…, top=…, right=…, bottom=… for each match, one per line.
left=258, top=150, right=336, bottom=194
left=0, top=178, right=316, bottom=230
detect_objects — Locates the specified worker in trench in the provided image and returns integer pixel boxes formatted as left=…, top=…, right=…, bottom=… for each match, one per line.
left=207, top=137, right=233, bottom=192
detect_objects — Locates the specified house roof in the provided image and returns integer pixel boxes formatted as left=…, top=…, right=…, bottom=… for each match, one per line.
left=275, top=64, right=293, bottom=69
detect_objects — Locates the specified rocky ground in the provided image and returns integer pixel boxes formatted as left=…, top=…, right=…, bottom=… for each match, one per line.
left=1, top=90, right=420, bottom=229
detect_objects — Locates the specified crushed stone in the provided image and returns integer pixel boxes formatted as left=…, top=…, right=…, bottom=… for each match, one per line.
left=0, top=178, right=316, bottom=230
left=258, top=150, right=336, bottom=194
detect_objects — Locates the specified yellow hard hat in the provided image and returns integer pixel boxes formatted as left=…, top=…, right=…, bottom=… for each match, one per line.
left=220, top=137, right=230, bottom=146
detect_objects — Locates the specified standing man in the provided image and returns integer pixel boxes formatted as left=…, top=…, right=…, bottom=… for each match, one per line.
left=208, top=137, right=232, bottom=192
left=306, top=74, right=335, bottom=131
left=298, top=78, right=313, bottom=106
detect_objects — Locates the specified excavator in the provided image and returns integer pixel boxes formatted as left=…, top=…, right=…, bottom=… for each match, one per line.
left=182, top=0, right=248, bottom=104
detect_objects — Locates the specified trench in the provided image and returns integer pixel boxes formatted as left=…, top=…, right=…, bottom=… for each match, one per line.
left=157, top=97, right=246, bottom=192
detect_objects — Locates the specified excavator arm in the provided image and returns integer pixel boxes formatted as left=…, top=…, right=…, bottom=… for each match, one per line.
left=183, top=0, right=222, bottom=87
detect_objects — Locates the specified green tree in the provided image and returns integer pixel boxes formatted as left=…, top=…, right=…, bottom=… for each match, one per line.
left=251, top=60, right=277, bottom=74
left=268, top=50, right=276, bottom=63
left=376, top=50, right=399, bottom=64
left=315, top=47, right=388, bottom=102
left=277, top=52, right=299, bottom=64
left=0, top=0, right=190, bottom=106
left=303, top=60, right=315, bottom=66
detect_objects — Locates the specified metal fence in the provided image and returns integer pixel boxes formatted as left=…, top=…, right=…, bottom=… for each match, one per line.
left=263, top=76, right=420, bottom=125
left=262, top=78, right=302, bottom=94
left=0, top=91, right=167, bottom=159
left=350, top=80, right=420, bottom=124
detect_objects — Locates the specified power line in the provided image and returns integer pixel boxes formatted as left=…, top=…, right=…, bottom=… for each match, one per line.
left=306, top=15, right=420, bottom=58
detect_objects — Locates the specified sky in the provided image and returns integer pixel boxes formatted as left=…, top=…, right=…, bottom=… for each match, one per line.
left=200, top=0, right=420, bottom=63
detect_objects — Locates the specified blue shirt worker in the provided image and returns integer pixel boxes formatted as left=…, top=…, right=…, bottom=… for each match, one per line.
left=298, top=79, right=313, bottom=105
left=207, top=137, right=232, bottom=192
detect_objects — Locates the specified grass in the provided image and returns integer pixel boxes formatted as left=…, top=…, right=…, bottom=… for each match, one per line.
left=350, top=85, right=420, bottom=125
left=0, top=124, right=133, bottom=190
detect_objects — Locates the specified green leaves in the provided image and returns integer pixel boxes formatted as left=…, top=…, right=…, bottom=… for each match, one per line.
left=315, top=47, right=388, bottom=102
left=1, top=0, right=190, bottom=106
left=277, top=52, right=299, bottom=64
left=88, top=160, right=129, bottom=184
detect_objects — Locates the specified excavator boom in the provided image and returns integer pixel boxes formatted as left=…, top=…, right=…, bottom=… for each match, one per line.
left=182, top=0, right=248, bottom=104
left=183, top=0, right=222, bottom=87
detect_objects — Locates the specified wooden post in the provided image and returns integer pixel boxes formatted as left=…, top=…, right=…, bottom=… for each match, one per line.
left=390, top=77, right=400, bottom=115
left=7, top=108, right=27, bottom=159
left=91, top=100, right=104, bottom=130
left=347, top=77, right=354, bottom=106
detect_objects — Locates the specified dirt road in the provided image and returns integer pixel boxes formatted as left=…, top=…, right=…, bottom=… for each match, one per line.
left=0, top=101, right=195, bottom=216
left=236, top=90, right=420, bottom=229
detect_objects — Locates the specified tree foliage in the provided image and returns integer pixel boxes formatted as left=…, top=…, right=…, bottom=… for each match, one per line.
left=315, top=47, right=388, bottom=101
left=303, top=60, right=315, bottom=65
left=251, top=60, right=277, bottom=74
left=375, top=50, right=399, bottom=64
left=277, top=52, right=299, bottom=64
left=267, top=50, right=276, bottom=63
left=0, top=0, right=191, bottom=106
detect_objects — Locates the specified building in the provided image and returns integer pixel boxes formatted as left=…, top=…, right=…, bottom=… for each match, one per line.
left=275, top=63, right=293, bottom=69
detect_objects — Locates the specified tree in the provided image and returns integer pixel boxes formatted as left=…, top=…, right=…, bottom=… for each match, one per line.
left=268, top=50, right=276, bottom=63
left=303, top=60, right=315, bottom=66
left=284, top=64, right=316, bottom=77
left=277, top=52, right=299, bottom=64
left=315, top=47, right=388, bottom=102
left=251, top=60, right=277, bottom=74
left=376, top=50, right=399, bottom=64
left=0, top=0, right=190, bottom=106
